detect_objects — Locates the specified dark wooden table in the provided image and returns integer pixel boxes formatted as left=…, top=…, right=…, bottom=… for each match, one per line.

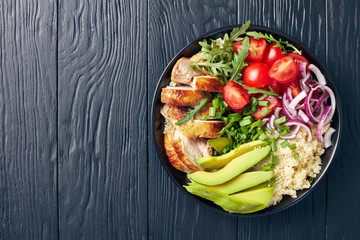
left=1, top=0, right=359, bottom=239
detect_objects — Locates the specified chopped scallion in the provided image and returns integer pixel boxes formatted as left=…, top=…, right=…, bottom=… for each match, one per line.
left=265, top=127, right=272, bottom=134
left=270, top=155, right=279, bottom=165
left=259, top=133, right=267, bottom=141
left=261, top=107, right=270, bottom=117
left=252, top=133, right=260, bottom=141
left=209, top=107, right=216, bottom=117
left=215, top=112, right=222, bottom=119
left=212, top=98, right=220, bottom=109
left=280, top=140, right=289, bottom=148
left=294, top=153, right=299, bottom=159
left=240, top=118, right=252, bottom=127
left=262, top=165, right=272, bottom=171
left=270, top=138, right=277, bottom=152
left=258, top=101, right=270, bottom=107
left=288, top=144, right=297, bottom=150
left=274, top=116, right=287, bottom=125
left=273, top=131, right=280, bottom=140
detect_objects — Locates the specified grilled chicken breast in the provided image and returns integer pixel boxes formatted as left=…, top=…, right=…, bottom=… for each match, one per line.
left=160, top=103, right=221, bottom=121
left=191, top=76, right=223, bottom=92
left=161, top=86, right=211, bottom=106
left=171, top=57, right=203, bottom=85
left=164, top=130, right=212, bottom=173
left=177, top=120, right=226, bottom=139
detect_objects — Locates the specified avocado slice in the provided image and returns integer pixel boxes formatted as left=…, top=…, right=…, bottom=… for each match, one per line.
left=188, top=146, right=271, bottom=186
left=184, top=184, right=263, bottom=213
left=245, top=178, right=276, bottom=191
left=195, top=140, right=265, bottom=169
left=231, top=187, right=274, bottom=214
left=207, top=137, right=231, bottom=153
left=188, top=171, right=274, bottom=194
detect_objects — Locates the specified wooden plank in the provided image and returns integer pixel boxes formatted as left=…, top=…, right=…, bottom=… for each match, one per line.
left=57, top=0, right=148, bottom=239
left=0, top=0, right=58, bottom=239
left=237, top=0, right=327, bottom=239
left=148, top=1, right=238, bottom=240
left=326, top=0, right=360, bottom=239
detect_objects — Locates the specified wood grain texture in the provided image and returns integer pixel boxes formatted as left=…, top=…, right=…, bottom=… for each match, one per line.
left=147, top=1, right=238, bottom=240
left=58, top=0, right=148, bottom=239
left=326, top=0, right=360, bottom=239
left=0, top=0, right=58, bottom=239
left=237, top=1, right=328, bottom=239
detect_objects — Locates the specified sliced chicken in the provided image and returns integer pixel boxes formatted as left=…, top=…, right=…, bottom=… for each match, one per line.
left=171, top=57, right=204, bottom=85
left=161, top=86, right=211, bottom=106
left=177, top=120, right=227, bottom=139
left=191, top=76, right=223, bottom=92
left=161, top=103, right=221, bottom=121
left=189, top=53, right=214, bottom=77
left=164, top=130, right=212, bottom=173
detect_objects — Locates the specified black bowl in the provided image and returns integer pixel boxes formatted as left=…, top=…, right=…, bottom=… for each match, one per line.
left=151, top=25, right=342, bottom=216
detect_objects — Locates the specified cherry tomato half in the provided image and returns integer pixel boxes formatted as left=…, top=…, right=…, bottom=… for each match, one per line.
left=243, top=62, right=271, bottom=88
left=252, top=96, right=281, bottom=120
left=268, top=56, right=298, bottom=84
left=222, top=81, right=250, bottom=110
left=287, top=53, right=310, bottom=77
left=288, top=78, right=302, bottom=97
left=262, top=43, right=286, bottom=67
left=234, top=37, right=267, bottom=62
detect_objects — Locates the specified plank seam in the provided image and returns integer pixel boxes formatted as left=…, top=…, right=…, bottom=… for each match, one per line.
left=146, top=0, right=150, bottom=238
left=56, top=0, right=60, bottom=239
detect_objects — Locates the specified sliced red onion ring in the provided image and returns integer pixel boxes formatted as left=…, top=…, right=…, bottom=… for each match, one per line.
left=279, top=125, right=300, bottom=139
left=298, top=109, right=310, bottom=123
left=308, top=84, right=336, bottom=125
left=286, top=87, right=293, bottom=101
left=298, top=62, right=308, bottom=79
left=269, top=115, right=275, bottom=131
left=289, top=90, right=307, bottom=109
left=281, top=119, right=313, bottom=141
left=274, top=107, right=282, bottom=119
left=313, top=91, right=329, bottom=112
left=324, top=127, right=336, bottom=148
left=262, top=118, right=269, bottom=126
left=282, top=94, right=297, bottom=119
left=309, top=64, right=326, bottom=85
left=300, top=72, right=311, bottom=92
left=317, top=106, right=331, bottom=142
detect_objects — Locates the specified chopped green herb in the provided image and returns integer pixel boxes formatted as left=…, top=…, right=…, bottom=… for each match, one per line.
left=258, top=101, right=270, bottom=107
left=261, top=108, right=270, bottom=117
left=175, top=98, right=209, bottom=125
left=270, top=138, right=277, bottom=152
left=212, top=98, right=220, bottom=109
left=273, top=131, right=280, bottom=140
left=262, top=165, right=272, bottom=171
left=240, top=117, right=252, bottom=127
left=288, top=144, right=297, bottom=150
left=209, top=107, right=216, bottom=117
left=294, top=153, right=299, bottom=159
left=203, top=116, right=208, bottom=120
left=215, top=112, right=222, bottom=119
left=308, top=177, right=314, bottom=184
left=280, top=140, right=289, bottom=148
left=274, top=116, right=287, bottom=125
left=259, top=133, right=268, bottom=141
left=270, top=155, right=279, bottom=165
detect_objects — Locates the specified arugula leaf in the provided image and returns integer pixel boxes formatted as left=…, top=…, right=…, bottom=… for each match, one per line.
left=241, top=84, right=279, bottom=99
left=246, top=31, right=302, bottom=54
left=175, top=98, right=210, bottom=125
left=228, top=36, right=249, bottom=82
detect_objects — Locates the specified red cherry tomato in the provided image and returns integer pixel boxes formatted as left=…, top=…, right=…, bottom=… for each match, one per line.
left=288, top=78, right=302, bottom=97
left=222, top=81, right=250, bottom=110
left=268, top=56, right=298, bottom=84
left=287, top=53, right=310, bottom=77
left=234, top=37, right=267, bottom=62
left=243, top=62, right=271, bottom=88
left=262, top=43, right=286, bottom=67
left=252, top=96, right=281, bottom=120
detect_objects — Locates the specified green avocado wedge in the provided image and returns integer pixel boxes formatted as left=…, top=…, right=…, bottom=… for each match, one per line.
left=231, top=187, right=274, bottom=214
left=246, top=178, right=276, bottom=191
left=195, top=140, right=265, bottom=169
left=188, top=146, right=271, bottom=186
left=188, top=171, right=274, bottom=194
left=184, top=184, right=263, bottom=214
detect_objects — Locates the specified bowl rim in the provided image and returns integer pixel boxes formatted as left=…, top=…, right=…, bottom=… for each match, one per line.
left=151, top=24, right=342, bottom=217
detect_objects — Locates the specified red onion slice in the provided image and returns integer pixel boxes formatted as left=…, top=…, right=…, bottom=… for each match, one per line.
left=309, top=64, right=326, bottom=85
left=298, top=109, right=310, bottom=123
left=300, top=72, right=311, bottom=92
left=289, top=90, right=307, bottom=109
left=262, top=118, right=269, bottom=127
left=324, top=127, right=336, bottom=148
left=313, top=91, right=329, bottom=112
left=312, top=85, right=336, bottom=125
left=282, top=94, right=297, bottom=119
left=274, top=107, right=282, bottom=119
left=298, top=62, right=308, bottom=79
left=269, top=115, right=275, bottom=131
left=281, top=119, right=313, bottom=141
left=317, top=106, right=331, bottom=142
